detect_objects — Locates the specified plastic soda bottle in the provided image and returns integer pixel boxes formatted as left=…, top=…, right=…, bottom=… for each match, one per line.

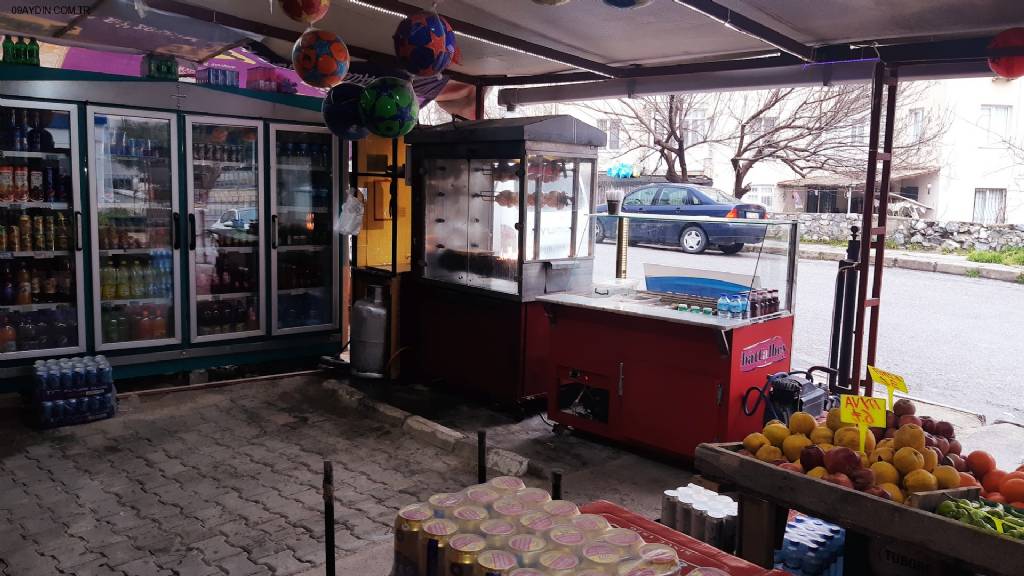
left=716, top=294, right=730, bottom=319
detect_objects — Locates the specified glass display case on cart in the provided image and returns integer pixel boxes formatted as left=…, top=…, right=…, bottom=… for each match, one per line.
left=88, top=107, right=180, bottom=351
left=269, top=124, right=339, bottom=335
left=186, top=116, right=264, bottom=342
left=0, top=98, right=85, bottom=359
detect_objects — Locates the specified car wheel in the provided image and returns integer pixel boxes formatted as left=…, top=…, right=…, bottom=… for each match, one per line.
left=595, top=221, right=606, bottom=244
left=679, top=226, right=708, bottom=254
left=719, top=243, right=744, bottom=255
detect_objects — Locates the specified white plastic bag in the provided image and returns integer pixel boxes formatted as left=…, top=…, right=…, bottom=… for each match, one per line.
left=337, top=188, right=365, bottom=236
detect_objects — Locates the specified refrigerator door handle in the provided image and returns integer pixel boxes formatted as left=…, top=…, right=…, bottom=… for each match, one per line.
left=187, top=214, right=196, bottom=251
left=171, top=212, right=180, bottom=250
left=271, top=214, right=279, bottom=249
left=74, top=211, right=83, bottom=251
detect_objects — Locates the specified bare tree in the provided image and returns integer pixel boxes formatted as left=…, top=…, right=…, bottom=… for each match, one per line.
left=723, top=82, right=947, bottom=197
left=575, top=93, right=728, bottom=182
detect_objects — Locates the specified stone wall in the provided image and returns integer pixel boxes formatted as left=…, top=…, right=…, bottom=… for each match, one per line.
left=772, top=212, right=1024, bottom=252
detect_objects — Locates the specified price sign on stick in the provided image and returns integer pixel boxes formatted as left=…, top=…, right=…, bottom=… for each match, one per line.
left=840, top=394, right=887, bottom=452
left=868, top=366, right=908, bottom=411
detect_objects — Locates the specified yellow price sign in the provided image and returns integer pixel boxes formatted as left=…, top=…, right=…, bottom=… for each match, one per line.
left=868, top=366, right=909, bottom=411
left=840, top=394, right=887, bottom=452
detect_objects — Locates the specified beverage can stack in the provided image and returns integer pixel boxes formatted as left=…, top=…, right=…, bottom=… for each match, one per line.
left=773, top=516, right=845, bottom=576
left=394, top=477, right=705, bottom=576
left=29, top=355, right=117, bottom=428
left=661, top=484, right=738, bottom=554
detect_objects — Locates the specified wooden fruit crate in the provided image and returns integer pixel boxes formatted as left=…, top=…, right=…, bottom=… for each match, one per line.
left=694, top=442, right=1024, bottom=576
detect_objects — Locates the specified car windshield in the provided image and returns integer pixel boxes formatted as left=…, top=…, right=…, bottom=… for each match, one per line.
left=698, top=187, right=737, bottom=204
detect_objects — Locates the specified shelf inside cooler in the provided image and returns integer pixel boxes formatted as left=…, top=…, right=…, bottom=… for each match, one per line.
left=0, top=150, right=69, bottom=160
left=192, top=160, right=254, bottom=169
left=0, top=251, right=72, bottom=259
left=0, top=302, right=73, bottom=312
left=108, top=155, right=169, bottom=163
left=195, top=292, right=256, bottom=302
left=100, top=297, right=172, bottom=306
left=277, top=245, right=327, bottom=252
left=0, top=201, right=69, bottom=210
left=99, top=248, right=164, bottom=256
left=98, top=202, right=172, bottom=211
left=277, top=163, right=330, bottom=172
left=277, top=206, right=328, bottom=213
left=277, top=287, right=326, bottom=295
left=200, top=245, right=256, bottom=253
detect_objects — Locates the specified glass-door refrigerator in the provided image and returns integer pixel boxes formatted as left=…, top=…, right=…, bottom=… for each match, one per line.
left=0, top=99, right=85, bottom=359
left=269, top=125, right=338, bottom=335
left=88, top=107, right=180, bottom=351
left=186, top=116, right=264, bottom=342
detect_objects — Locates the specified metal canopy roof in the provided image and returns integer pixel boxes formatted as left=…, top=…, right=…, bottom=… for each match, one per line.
left=2, top=0, right=1021, bottom=89
left=405, top=115, right=606, bottom=147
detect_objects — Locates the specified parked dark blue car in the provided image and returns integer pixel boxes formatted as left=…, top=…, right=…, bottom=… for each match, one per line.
left=595, top=184, right=768, bottom=254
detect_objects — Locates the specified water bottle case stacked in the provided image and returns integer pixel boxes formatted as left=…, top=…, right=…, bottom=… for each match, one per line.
left=30, top=355, right=117, bottom=428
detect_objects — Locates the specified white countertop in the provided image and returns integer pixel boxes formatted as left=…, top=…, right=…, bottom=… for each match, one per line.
left=536, top=290, right=786, bottom=329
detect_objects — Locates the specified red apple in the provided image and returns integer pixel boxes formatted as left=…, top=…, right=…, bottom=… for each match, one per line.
left=823, top=473, right=854, bottom=489
left=936, top=436, right=950, bottom=456
left=865, top=486, right=892, bottom=500
left=920, top=417, right=936, bottom=434
left=800, top=445, right=826, bottom=472
left=947, top=453, right=967, bottom=472
left=824, top=447, right=861, bottom=476
left=899, top=415, right=923, bottom=428
left=850, top=468, right=876, bottom=491
left=885, top=411, right=898, bottom=429
left=934, top=421, right=955, bottom=439
left=925, top=433, right=938, bottom=449
left=948, top=439, right=962, bottom=455
left=893, top=398, right=916, bottom=417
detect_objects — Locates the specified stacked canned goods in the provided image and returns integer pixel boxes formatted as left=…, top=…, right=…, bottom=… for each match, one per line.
left=393, top=477, right=694, bottom=576
left=29, top=355, right=117, bottom=428
left=660, top=484, right=738, bottom=554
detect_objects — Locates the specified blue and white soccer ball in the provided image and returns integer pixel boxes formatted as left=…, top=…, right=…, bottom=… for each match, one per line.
left=602, top=0, right=655, bottom=8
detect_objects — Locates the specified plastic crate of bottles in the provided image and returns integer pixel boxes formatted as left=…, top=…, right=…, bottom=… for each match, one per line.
left=29, top=355, right=117, bottom=428
left=773, top=515, right=845, bottom=576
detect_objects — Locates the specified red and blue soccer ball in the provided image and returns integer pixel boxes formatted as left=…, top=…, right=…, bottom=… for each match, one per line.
left=393, top=11, right=458, bottom=77
left=292, top=29, right=350, bottom=89
left=277, top=0, right=330, bottom=24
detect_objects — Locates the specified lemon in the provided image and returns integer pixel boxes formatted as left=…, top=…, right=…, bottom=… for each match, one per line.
left=788, top=412, right=817, bottom=436
left=763, top=423, right=791, bottom=448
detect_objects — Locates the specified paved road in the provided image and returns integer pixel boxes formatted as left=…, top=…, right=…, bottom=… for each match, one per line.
left=593, top=243, right=1024, bottom=423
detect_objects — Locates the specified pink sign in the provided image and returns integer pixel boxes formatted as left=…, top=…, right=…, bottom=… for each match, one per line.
left=740, top=336, right=788, bottom=372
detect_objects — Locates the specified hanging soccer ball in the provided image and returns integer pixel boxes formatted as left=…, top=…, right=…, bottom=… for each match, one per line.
left=602, top=0, right=654, bottom=7
left=323, top=83, right=370, bottom=140
left=358, top=77, right=419, bottom=138
left=531, top=0, right=574, bottom=4
left=277, top=0, right=330, bottom=24
left=989, top=27, right=1024, bottom=80
left=292, top=29, right=349, bottom=89
left=394, top=11, right=458, bottom=77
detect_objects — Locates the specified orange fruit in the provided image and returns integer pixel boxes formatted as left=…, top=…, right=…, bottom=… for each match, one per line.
left=879, top=482, right=904, bottom=503
left=894, top=424, right=926, bottom=453
left=782, top=434, right=812, bottom=462
left=966, top=451, right=997, bottom=478
left=871, top=461, right=900, bottom=486
left=893, top=447, right=925, bottom=476
left=959, top=472, right=980, bottom=487
left=1000, top=471, right=1024, bottom=489
left=982, top=470, right=1008, bottom=493
left=788, top=412, right=817, bottom=435
left=1001, top=478, right=1024, bottom=503
left=934, top=466, right=960, bottom=490
left=755, top=444, right=783, bottom=462
left=903, top=469, right=938, bottom=493
left=987, top=492, right=1006, bottom=504
left=742, top=432, right=771, bottom=454
left=763, top=423, right=791, bottom=448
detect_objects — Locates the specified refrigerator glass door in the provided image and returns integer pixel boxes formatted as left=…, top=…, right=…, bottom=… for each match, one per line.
left=0, top=99, right=85, bottom=359
left=88, top=107, right=180, bottom=350
left=186, top=117, right=264, bottom=342
left=270, top=125, right=338, bottom=334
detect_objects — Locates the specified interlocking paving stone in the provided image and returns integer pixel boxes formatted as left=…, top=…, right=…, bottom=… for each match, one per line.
left=0, top=375, right=475, bottom=575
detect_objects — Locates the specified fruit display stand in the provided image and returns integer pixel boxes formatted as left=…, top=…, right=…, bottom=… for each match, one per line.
left=694, top=442, right=1024, bottom=576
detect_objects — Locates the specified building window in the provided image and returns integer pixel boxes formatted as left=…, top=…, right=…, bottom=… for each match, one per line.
left=743, top=184, right=775, bottom=209
left=597, top=118, right=622, bottom=150
left=899, top=186, right=919, bottom=201
left=973, top=188, right=1007, bottom=224
left=747, top=116, right=777, bottom=135
left=850, top=123, right=867, bottom=145
left=682, top=109, right=707, bottom=147
left=979, top=105, right=1011, bottom=144
left=908, top=108, right=924, bottom=142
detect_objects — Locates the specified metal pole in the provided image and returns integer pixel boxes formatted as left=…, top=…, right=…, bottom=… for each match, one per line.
left=477, top=430, right=487, bottom=484
left=615, top=218, right=628, bottom=279
left=551, top=470, right=563, bottom=500
left=323, top=461, right=335, bottom=576
left=850, top=62, right=886, bottom=390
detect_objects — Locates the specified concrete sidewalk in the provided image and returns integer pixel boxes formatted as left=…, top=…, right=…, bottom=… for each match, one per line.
left=796, top=244, right=1024, bottom=283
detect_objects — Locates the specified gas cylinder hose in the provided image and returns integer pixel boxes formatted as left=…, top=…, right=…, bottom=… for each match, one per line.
left=742, top=380, right=781, bottom=421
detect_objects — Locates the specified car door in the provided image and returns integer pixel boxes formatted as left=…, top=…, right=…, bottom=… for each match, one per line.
left=620, top=186, right=658, bottom=241
left=647, top=186, right=688, bottom=244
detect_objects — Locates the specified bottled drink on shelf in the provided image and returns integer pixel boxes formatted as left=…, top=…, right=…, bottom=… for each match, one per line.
left=0, top=163, right=12, bottom=201
left=14, top=160, right=29, bottom=201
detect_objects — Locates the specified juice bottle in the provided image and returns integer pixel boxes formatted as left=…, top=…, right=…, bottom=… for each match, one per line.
left=13, top=160, right=28, bottom=202
left=7, top=212, right=19, bottom=252
left=131, top=258, right=145, bottom=298
left=116, top=258, right=131, bottom=299
left=0, top=263, right=14, bottom=305
left=0, top=163, right=13, bottom=201
left=28, top=167, right=43, bottom=202
left=104, top=310, right=119, bottom=343
left=16, top=261, right=31, bottom=305
left=152, top=307, right=167, bottom=339
left=100, top=260, right=116, bottom=300
left=136, top=308, right=152, bottom=340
